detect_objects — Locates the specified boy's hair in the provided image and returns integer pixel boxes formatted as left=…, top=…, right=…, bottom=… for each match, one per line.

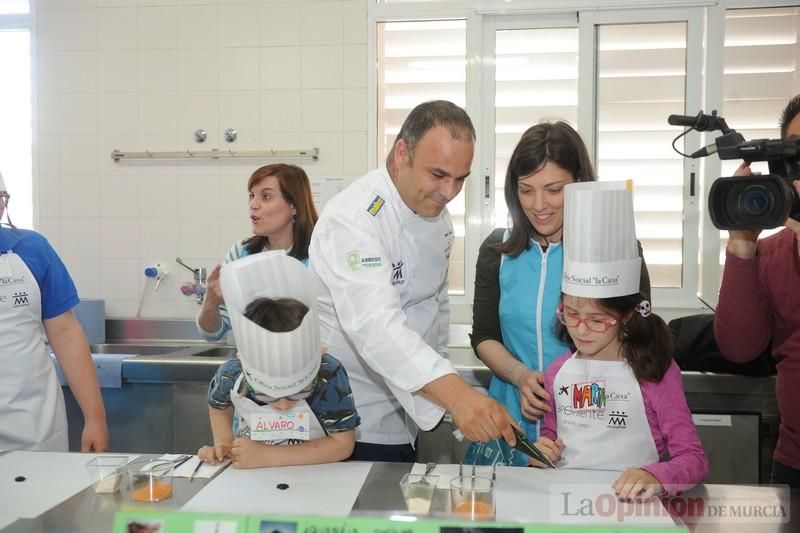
left=557, top=292, right=674, bottom=382
left=243, top=297, right=309, bottom=332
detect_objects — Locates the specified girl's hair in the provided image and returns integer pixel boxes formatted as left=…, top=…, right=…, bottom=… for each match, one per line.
left=499, top=121, right=596, bottom=257
left=557, top=292, right=674, bottom=382
left=243, top=163, right=318, bottom=260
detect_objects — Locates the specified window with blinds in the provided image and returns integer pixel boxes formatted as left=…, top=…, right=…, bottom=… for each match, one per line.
left=596, top=22, right=688, bottom=288
left=492, top=28, right=579, bottom=228
left=718, top=6, right=800, bottom=261
left=376, top=19, right=468, bottom=293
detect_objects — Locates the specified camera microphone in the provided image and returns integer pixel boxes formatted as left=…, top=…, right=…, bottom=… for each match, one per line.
left=668, top=111, right=730, bottom=133
left=668, top=114, right=701, bottom=127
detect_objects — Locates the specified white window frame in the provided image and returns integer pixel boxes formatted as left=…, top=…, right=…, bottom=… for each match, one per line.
left=582, top=6, right=706, bottom=309
left=369, top=0, right=795, bottom=321
left=479, top=13, right=580, bottom=240
left=0, top=8, right=32, bottom=227
left=698, top=0, right=800, bottom=309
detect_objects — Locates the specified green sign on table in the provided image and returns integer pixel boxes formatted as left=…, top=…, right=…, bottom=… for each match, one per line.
left=114, top=510, right=686, bottom=533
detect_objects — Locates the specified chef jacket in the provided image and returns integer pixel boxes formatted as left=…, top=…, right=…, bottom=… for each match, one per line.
left=309, top=167, right=457, bottom=445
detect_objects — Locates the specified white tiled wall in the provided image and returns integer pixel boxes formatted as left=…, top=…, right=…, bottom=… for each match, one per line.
left=33, top=0, right=369, bottom=320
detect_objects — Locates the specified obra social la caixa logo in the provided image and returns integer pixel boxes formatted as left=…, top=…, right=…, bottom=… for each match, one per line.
left=548, top=484, right=790, bottom=525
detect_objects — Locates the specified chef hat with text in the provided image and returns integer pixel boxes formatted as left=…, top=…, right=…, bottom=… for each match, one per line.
left=219, top=251, right=322, bottom=397
left=562, top=180, right=641, bottom=298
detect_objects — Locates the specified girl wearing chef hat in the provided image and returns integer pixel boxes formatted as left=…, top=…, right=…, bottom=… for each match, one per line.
left=532, top=181, right=708, bottom=501
left=197, top=251, right=360, bottom=469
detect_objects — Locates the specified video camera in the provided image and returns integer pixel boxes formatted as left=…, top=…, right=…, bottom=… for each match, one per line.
left=668, top=111, right=800, bottom=230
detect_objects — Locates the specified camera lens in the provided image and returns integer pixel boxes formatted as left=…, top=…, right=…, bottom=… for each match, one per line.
left=737, top=184, right=773, bottom=217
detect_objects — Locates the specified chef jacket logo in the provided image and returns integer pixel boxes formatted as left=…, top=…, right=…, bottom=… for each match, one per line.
left=572, top=380, right=606, bottom=411
left=12, top=291, right=29, bottom=307
left=345, top=250, right=382, bottom=271
left=607, top=410, right=628, bottom=428
left=367, top=195, right=385, bottom=216
left=346, top=251, right=361, bottom=271
left=391, top=261, right=405, bottom=285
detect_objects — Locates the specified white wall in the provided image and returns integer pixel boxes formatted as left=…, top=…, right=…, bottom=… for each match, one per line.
left=33, top=0, right=369, bottom=319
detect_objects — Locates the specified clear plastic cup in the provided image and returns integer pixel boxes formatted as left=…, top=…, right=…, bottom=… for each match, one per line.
left=450, top=475, right=495, bottom=520
left=86, top=456, right=128, bottom=494
left=399, top=473, right=439, bottom=515
left=128, top=460, right=175, bottom=502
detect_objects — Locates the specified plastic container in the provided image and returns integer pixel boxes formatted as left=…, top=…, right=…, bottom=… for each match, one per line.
left=450, top=475, right=495, bottom=520
left=399, top=473, right=439, bottom=515
left=128, top=460, right=175, bottom=502
left=86, top=455, right=128, bottom=494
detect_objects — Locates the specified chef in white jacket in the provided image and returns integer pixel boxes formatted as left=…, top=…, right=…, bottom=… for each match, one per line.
left=310, top=101, right=516, bottom=462
left=0, top=172, right=108, bottom=451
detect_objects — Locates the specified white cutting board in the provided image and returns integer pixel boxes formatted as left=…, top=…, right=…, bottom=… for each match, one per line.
left=495, top=466, right=677, bottom=525
left=0, top=451, right=136, bottom=529
left=182, top=461, right=373, bottom=517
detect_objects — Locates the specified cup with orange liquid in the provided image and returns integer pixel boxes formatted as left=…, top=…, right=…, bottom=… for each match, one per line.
left=128, top=460, right=174, bottom=502
left=450, top=475, right=495, bottom=520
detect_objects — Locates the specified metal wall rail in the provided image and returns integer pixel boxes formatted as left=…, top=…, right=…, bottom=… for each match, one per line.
left=111, top=147, right=319, bottom=162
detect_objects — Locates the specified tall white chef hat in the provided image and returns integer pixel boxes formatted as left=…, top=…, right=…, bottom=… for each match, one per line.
left=219, top=251, right=322, bottom=397
left=562, top=180, right=641, bottom=298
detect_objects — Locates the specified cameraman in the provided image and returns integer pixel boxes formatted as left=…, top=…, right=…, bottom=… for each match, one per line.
left=714, top=94, right=800, bottom=488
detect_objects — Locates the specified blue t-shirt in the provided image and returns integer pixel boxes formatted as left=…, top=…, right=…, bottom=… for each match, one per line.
left=0, top=228, right=79, bottom=319
left=208, top=353, right=360, bottom=435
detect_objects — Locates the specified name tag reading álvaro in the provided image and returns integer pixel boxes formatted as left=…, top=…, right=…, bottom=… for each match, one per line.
left=249, top=409, right=311, bottom=442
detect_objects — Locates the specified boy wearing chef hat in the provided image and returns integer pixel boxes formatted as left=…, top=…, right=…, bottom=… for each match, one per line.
left=531, top=181, right=708, bottom=500
left=197, top=251, right=360, bottom=469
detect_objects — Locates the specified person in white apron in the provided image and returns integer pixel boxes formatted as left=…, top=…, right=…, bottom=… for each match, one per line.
left=531, top=181, right=708, bottom=500
left=196, top=251, right=359, bottom=468
left=0, top=172, right=108, bottom=452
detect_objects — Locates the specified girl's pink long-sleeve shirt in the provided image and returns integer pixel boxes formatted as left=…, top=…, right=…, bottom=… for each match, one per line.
left=541, top=352, right=709, bottom=495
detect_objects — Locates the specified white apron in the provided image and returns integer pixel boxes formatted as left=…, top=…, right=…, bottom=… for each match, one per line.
left=230, top=374, right=324, bottom=445
left=0, top=251, right=68, bottom=451
left=553, top=353, right=658, bottom=470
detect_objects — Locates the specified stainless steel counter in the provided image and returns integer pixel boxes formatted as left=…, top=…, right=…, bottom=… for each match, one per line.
left=3, top=457, right=798, bottom=533
left=61, top=319, right=780, bottom=485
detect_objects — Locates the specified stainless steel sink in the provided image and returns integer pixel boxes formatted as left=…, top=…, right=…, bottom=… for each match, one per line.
left=89, top=343, right=194, bottom=356
left=191, top=346, right=238, bottom=358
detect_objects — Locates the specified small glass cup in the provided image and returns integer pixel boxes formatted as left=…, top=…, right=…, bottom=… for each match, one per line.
left=86, top=456, right=128, bottom=494
left=128, top=460, right=174, bottom=502
left=450, top=475, right=495, bottom=520
left=399, top=473, right=439, bottom=515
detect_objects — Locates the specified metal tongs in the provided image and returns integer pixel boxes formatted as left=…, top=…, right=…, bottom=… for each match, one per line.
left=459, top=444, right=497, bottom=481
left=511, top=426, right=556, bottom=468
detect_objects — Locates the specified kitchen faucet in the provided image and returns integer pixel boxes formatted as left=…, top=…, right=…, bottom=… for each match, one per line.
left=175, top=257, right=207, bottom=304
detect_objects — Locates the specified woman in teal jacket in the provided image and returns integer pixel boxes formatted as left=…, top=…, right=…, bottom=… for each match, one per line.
left=466, top=122, right=650, bottom=465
